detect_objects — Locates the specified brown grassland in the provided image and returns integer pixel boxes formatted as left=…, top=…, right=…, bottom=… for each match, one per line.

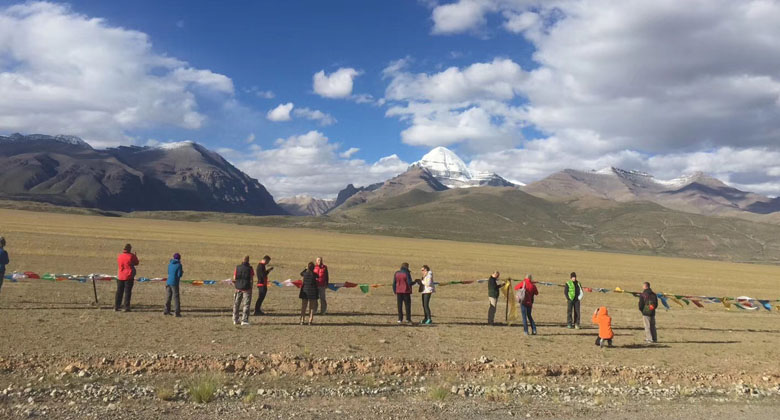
left=0, top=208, right=779, bottom=419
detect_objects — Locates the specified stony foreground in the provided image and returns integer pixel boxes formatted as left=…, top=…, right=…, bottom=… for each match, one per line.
left=1, top=353, right=779, bottom=419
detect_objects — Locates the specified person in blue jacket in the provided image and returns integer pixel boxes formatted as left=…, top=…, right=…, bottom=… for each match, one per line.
left=0, top=236, right=8, bottom=297
left=164, top=253, right=184, bottom=317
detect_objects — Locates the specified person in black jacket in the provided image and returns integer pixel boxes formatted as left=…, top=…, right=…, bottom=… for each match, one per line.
left=254, top=255, right=273, bottom=316
left=299, top=262, right=319, bottom=325
left=487, top=271, right=503, bottom=325
left=0, top=236, right=8, bottom=297
left=232, top=256, right=254, bottom=326
left=638, top=282, right=659, bottom=343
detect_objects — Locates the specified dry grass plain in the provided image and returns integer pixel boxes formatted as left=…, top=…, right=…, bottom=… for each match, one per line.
left=1, top=207, right=779, bottom=418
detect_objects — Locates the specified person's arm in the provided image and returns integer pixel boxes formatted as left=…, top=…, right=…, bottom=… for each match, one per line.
left=392, top=273, right=397, bottom=294
left=0, top=250, right=8, bottom=265
left=638, top=293, right=645, bottom=311
left=232, top=268, right=237, bottom=283
left=178, top=265, right=183, bottom=280
left=406, top=273, right=413, bottom=291
left=564, top=283, right=570, bottom=300
left=132, top=253, right=139, bottom=266
left=323, top=266, right=329, bottom=284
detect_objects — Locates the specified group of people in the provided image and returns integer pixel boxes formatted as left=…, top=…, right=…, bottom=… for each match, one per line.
left=486, top=271, right=659, bottom=345
left=231, top=255, right=329, bottom=326
left=3, top=239, right=661, bottom=346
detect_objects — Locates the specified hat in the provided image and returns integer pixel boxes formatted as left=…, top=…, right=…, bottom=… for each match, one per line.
left=570, top=272, right=577, bottom=279
left=173, top=253, right=181, bottom=260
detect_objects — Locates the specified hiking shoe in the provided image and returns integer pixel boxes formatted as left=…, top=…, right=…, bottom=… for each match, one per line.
left=397, top=320, right=403, bottom=324
left=574, top=325, right=581, bottom=330
left=241, top=321, right=250, bottom=326
left=406, top=320, right=414, bottom=325
left=163, top=311, right=171, bottom=316
left=567, top=325, right=574, bottom=329
left=233, top=320, right=240, bottom=325
left=123, top=308, right=131, bottom=312
left=175, top=313, right=182, bottom=318
left=523, top=332, right=530, bottom=336
left=532, top=330, right=537, bottom=335
left=425, top=319, right=433, bottom=325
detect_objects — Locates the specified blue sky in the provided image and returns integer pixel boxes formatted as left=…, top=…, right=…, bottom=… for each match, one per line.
left=2, top=1, right=780, bottom=198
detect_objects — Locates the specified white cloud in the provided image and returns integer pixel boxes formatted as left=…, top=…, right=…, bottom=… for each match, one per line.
left=244, top=133, right=255, bottom=143
left=251, top=89, right=275, bottom=99
left=267, top=103, right=294, bottom=121
left=0, top=2, right=234, bottom=147
left=293, top=107, right=336, bottom=126
left=234, top=131, right=407, bottom=198
left=313, top=67, right=361, bottom=98
left=339, top=147, right=359, bottom=158
left=431, top=0, right=496, bottom=34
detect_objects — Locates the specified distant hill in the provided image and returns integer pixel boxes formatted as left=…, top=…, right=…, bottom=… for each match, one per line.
left=278, top=195, right=335, bottom=216
left=0, top=133, right=286, bottom=215
left=523, top=167, right=778, bottom=221
left=331, top=166, right=448, bottom=211
left=328, top=186, right=780, bottom=263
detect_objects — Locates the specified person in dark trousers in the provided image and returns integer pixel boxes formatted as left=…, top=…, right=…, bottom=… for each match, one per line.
left=564, top=272, right=583, bottom=329
left=254, top=255, right=273, bottom=315
left=299, top=262, right=319, bottom=325
left=0, top=236, right=8, bottom=297
left=164, top=253, right=183, bottom=317
left=516, top=274, right=539, bottom=335
left=115, top=244, right=140, bottom=312
left=313, top=257, right=329, bottom=314
left=487, top=271, right=503, bottom=325
left=393, top=262, right=413, bottom=324
left=638, top=282, right=659, bottom=343
left=232, top=256, right=254, bottom=326
left=418, top=265, right=435, bottom=324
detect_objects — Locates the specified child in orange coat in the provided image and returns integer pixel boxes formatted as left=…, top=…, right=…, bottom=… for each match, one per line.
left=592, top=306, right=614, bottom=347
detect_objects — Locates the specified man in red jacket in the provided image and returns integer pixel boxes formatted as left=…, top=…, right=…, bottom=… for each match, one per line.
left=116, top=243, right=140, bottom=312
left=313, top=257, right=329, bottom=314
left=515, top=275, right=539, bottom=335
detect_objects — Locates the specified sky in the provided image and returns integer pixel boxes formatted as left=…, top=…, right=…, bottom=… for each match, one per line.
left=2, top=0, right=780, bottom=199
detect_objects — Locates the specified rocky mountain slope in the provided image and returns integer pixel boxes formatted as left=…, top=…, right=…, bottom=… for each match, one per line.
left=523, top=167, right=778, bottom=219
left=0, top=134, right=285, bottom=215
left=277, top=195, right=335, bottom=216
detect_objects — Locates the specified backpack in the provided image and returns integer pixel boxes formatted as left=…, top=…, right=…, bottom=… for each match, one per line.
left=516, top=285, right=526, bottom=303
left=641, top=291, right=657, bottom=316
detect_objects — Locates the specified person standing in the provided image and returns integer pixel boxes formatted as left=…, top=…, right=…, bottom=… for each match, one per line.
left=313, top=257, right=329, bottom=314
left=232, top=256, right=254, bottom=326
left=115, top=244, right=140, bottom=312
left=592, top=306, right=614, bottom=347
left=564, top=272, right=583, bottom=329
left=487, top=271, right=503, bottom=325
left=164, top=253, right=183, bottom=317
left=516, top=275, right=539, bottom=335
left=299, top=262, right=319, bottom=325
left=638, top=282, right=659, bottom=343
left=393, top=262, right=413, bottom=324
left=254, top=255, right=273, bottom=316
left=419, top=265, right=435, bottom=325
left=0, top=236, right=8, bottom=297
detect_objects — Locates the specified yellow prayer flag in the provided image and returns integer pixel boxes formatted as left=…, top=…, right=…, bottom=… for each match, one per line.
left=499, top=281, right=520, bottom=325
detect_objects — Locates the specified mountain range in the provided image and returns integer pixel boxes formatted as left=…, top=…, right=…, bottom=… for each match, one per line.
left=0, top=133, right=285, bottom=215
left=4, top=133, right=780, bottom=262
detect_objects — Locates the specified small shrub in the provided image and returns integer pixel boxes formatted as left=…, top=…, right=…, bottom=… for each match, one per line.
left=243, top=391, right=256, bottom=404
left=428, top=386, right=449, bottom=401
left=187, top=375, right=219, bottom=404
left=156, top=386, right=175, bottom=401
left=485, top=389, right=510, bottom=403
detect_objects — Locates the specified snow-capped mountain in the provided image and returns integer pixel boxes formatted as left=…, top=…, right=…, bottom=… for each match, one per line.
left=523, top=166, right=777, bottom=217
left=410, top=146, right=516, bottom=188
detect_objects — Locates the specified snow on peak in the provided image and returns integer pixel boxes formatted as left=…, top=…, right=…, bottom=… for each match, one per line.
left=412, top=146, right=514, bottom=188
left=157, top=141, right=196, bottom=150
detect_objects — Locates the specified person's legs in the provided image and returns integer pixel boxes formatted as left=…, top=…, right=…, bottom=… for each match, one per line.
left=308, top=299, right=316, bottom=324
left=403, top=294, right=411, bottom=322
left=488, top=297, right=497, bottom=324
left=233, top=291, right=241, bottom=324
left=254, top=285, right=267, bottom=315
left=115, top=280, right=126, bottom=310
left=643, top=316, right=653, bottom=341
left=527, top=305, right=536, bottom=334
left=164, top=285, right=172, bottom=314
left=607, top=339, right=613, bottom=347
left=566, top=300, right=573, bottom=327
left=396, top=294, right=404, bottom=322
left=649, top=315, right=657, bottom=342
left=0, top=269, right=4, bottom=295
left=573, top=300, right=581, bottom=328
left=595, top=336, right=601, bottom=346
left=422, top=293, right=432, bottom=322
left=123, top=278, right=134, bottom=310
left=521, top=304, right=529, bottom=334
left=241, top=290, right=252, bottom=323
left=318, top=286, right=327, bottom=314
left=173, top=284, right=181, bottom=316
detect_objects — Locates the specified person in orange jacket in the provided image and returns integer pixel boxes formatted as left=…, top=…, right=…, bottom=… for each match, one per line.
left=592, top=306, right=614, bottom=347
